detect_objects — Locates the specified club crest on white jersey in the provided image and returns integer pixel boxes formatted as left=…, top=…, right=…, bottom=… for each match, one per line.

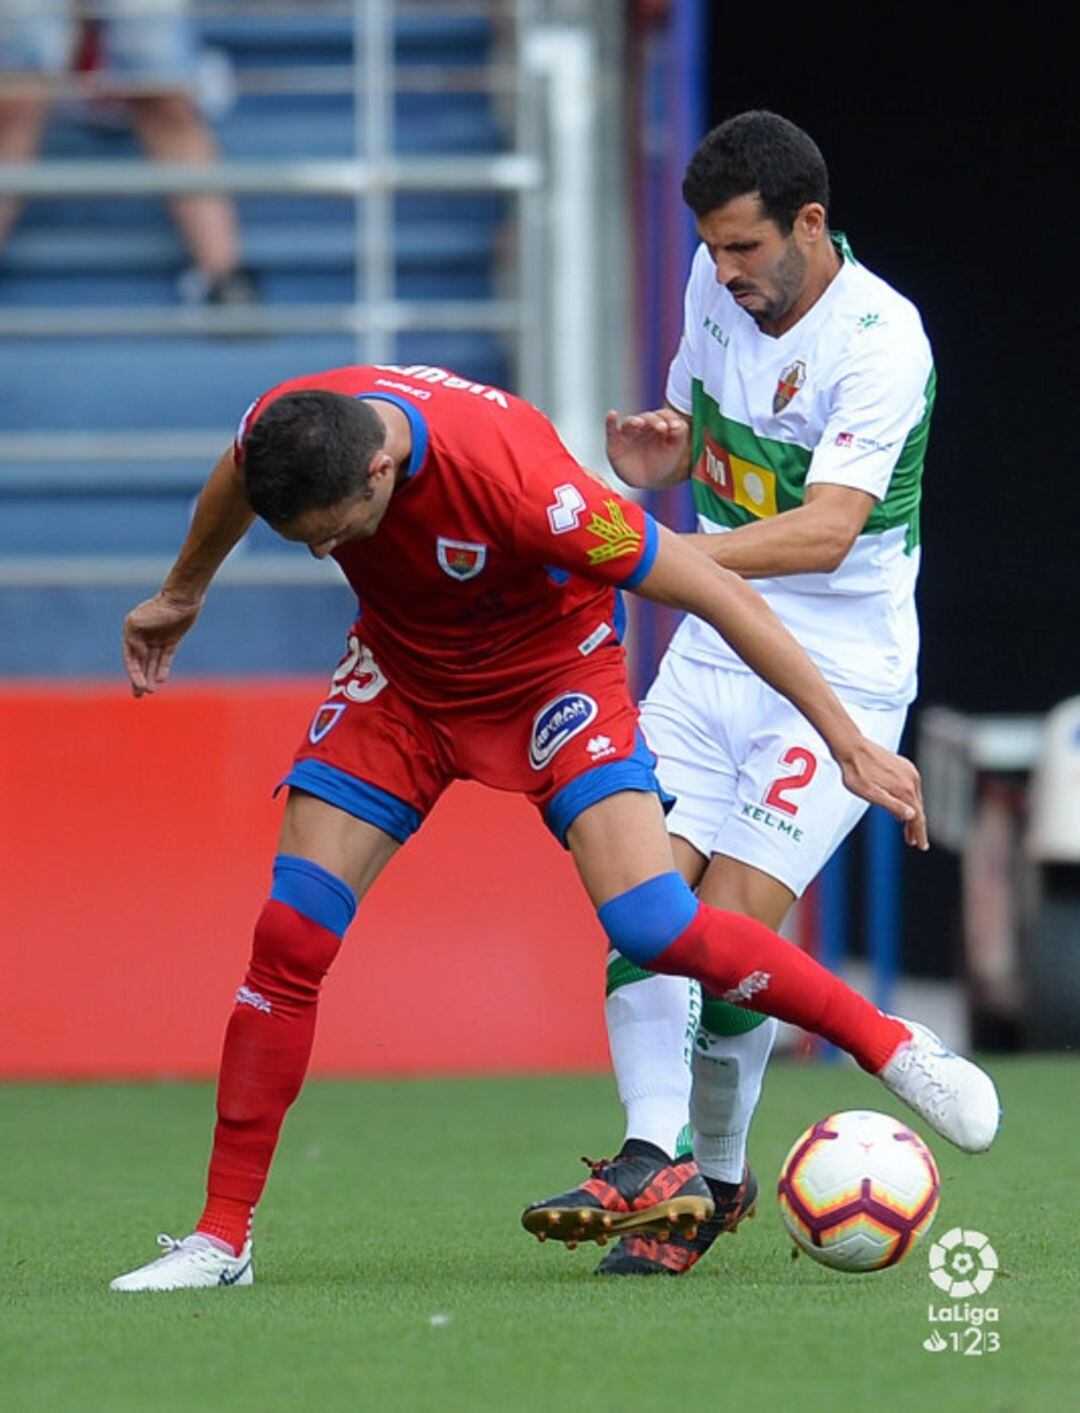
left=773, top=358, right=806, bottom=414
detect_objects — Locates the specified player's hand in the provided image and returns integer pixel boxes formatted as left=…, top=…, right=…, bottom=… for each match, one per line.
left=838, top=738, right=929, bottom=851
left=122, top=591, right=204, bottom=698
left=605, top=408, right=690, bottom=488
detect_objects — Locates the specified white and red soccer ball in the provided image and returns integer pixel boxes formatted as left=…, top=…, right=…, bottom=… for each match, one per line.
left=777, top=1109, right=940, bottom=1272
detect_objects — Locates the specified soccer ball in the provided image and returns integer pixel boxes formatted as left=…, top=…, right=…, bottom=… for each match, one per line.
left=777, top=1109, right=940, bottom=1272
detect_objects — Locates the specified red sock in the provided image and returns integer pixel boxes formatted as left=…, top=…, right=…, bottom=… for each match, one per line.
left=198, top=898, right=344, bottom=1251
left=649, top=903, right=908, bottom=1073
left=196, top=1195, right=253, bottom=1256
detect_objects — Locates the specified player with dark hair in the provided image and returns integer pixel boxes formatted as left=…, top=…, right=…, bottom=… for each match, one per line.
left=681, top=108, right=829, bottom=232
left=566, top=109, right=942, bottom=1278
left=109, top=361, right=994, bottom=1291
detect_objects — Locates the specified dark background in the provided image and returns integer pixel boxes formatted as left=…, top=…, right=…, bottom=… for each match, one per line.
left=700, top=24, right=1076, bottom=981
left=702, top=22, right=1076, bottom=715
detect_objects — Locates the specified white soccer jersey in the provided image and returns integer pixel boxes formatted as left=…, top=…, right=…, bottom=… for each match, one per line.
left=665, top=234, right=935, bottom=709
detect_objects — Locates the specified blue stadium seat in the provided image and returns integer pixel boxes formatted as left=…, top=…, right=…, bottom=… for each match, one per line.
left=0, top=12, right=517, bottom=675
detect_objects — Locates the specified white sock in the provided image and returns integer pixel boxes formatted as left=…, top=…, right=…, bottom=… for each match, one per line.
left=691, top=1017, right=778, bottom=1183
left=605, top=959, right=700, bottom=1159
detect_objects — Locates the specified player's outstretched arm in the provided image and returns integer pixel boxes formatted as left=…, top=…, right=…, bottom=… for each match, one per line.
left=122, top=447, right=256, bottom=697
left=682, top=482, right=876, bottom=578
left=605, top=406, right=692, bottom=489
left=634, top=526, right=927, bottom=849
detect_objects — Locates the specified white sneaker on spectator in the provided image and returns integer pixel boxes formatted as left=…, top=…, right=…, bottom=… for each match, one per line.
left=109, top=1233, right=253, bottom=1292
left=879, top=1019, right=1000, bottom=1153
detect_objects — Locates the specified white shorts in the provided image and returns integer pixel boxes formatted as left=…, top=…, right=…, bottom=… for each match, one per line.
left=0, top=1, right=195, bottom=80
left=640, top=651, right=908, bottom=898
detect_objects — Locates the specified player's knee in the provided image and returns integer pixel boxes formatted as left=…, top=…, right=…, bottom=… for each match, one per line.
left=248, top=855, right=357, bottom=994
left=597, top=872, right=699, bottom=966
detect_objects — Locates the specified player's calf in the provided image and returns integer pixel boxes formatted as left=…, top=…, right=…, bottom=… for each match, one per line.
left=597, top=875, right=1000, bottom=1153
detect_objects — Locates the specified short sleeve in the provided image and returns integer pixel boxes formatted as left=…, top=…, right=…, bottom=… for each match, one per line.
left=665, top=245, right=712, bottom=414
left=808, top=323, right=934, bottom=500
left=511, top=444, right=659, bottom=589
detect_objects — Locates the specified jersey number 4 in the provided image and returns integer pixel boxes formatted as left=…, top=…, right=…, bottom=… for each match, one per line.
left=763, top=747, right=818, bottom=816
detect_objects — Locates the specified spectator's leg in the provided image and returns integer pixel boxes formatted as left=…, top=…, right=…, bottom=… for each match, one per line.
left=0, top=4, right=72, bottom=252
left=127, top=88, right=242, bottom=281
left=0, top=91, right=50, bottom=248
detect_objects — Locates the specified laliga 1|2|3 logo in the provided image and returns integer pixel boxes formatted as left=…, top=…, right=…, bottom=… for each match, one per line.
left=921, top=1227, right=1001, bottom=1356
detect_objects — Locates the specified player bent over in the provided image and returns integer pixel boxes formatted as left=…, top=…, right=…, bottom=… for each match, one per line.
left=110, top=364, right=997, bottom=1291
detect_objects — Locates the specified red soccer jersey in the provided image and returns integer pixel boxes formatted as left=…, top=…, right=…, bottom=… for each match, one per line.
left=235, top=364, right=659, bottom=708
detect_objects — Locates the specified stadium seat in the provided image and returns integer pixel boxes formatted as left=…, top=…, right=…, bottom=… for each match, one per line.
left=0, top=10, right=514, bottom=675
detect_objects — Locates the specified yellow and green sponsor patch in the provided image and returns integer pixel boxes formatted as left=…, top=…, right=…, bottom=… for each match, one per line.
left=693, top=429, right=778, bottom=519
left=585, top=499, right=642, bottom=564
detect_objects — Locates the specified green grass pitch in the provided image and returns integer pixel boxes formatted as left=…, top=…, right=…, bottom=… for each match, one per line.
left=2, top=1057, right=1076, bottom=1412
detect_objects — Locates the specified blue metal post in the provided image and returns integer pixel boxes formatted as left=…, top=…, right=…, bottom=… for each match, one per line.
left=865, top=805, right=900, bottom=1014
left=816, top=839, right=849, bottom=1062
left=633, top=0, right=706, bottom=700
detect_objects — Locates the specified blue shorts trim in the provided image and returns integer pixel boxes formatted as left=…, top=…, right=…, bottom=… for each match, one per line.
left=618, top=513, right=659, bottom=589
left=543, top=732, right=675, bottom=847
left=279, top=759, right=423, bottom=844
left=598, top=872, right=699, bottom=963
left=271, top=854, right=357, bottom=937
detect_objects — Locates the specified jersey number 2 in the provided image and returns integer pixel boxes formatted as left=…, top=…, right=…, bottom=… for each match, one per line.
left=763, top=747, right=818, bottom=816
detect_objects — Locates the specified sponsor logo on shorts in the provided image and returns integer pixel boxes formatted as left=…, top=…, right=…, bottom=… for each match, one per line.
left=720, top=970, right=771, bottom=1004
left=586, top=734, right=616, bottom=761
left=740, top=801, right=805, bottom=842
left=773, top=358, right=806, bottom=413
left=585, top=500, right=641, bottom=565
left=309, top=702, right=346, bottom=744
left=529, top=692, right=598, bottom=770
left=437, top=538, right=488, bottom=581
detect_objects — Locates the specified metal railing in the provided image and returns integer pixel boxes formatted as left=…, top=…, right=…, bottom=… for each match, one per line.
left=0, top=0, right=624, bottom=592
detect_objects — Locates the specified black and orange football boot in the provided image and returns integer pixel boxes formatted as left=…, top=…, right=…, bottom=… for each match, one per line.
left=594, top=1163, right=758, bottom=1275
left=521, top=1140, right=714, bottom=1249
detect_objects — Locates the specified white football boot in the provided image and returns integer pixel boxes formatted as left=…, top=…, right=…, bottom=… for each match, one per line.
left=878, top=1019, right=1000, bottom=1153
left=109, top=1233, right=253, bottom=1292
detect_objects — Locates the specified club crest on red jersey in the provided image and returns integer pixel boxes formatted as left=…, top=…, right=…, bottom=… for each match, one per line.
left=437, top=537, right=488, bottom=581
left=309, top=702, right=346, bottom=744
left=772, top=358, right=806, bottom=414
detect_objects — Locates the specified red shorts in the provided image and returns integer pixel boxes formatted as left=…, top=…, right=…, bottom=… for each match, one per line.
left=280, top=627, right=667, bottom=846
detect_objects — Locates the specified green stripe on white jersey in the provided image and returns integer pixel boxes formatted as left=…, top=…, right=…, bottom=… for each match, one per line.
left=666, top=235, right=935, bottom=709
